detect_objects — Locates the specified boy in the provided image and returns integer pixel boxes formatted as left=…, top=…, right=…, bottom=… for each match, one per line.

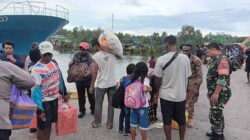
left=118, top=63, right=136, bottom=136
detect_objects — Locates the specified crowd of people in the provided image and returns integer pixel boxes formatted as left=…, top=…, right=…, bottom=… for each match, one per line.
left=0, top=34, right=250, bottom=140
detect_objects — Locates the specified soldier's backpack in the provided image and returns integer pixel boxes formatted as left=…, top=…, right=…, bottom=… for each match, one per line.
left=228, top=56, right=241, bottom=72
left=124, top=80, right=146, bottom=109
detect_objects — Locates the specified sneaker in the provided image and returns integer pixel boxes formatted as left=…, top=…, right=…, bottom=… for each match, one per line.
left=187, top=119, right=193, bottom=128
left=118, top=130, right=123, bottom=134
left=78, top=112, right=85, bottom=118
left=29, top=128, right=37, bottom=133
left=123, top=133, right=130, bottom=136
left=148, top=124, right=155, bottom=130
left=28, top=132, right=37, bottom=138
left=206, top=132, right=213, bottom=137
left=154, top=122, right=164, bottom=129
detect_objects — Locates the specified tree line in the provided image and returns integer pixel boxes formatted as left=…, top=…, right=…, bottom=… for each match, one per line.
left=55, top=25, right=248, bottom=49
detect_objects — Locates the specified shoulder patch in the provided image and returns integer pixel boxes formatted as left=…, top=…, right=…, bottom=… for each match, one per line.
left=218, top=58, right=229, bottom=75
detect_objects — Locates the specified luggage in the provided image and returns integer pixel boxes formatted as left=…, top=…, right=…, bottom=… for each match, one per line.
left=9, top=85, right=37, bottom=129
left=56, top=102, right=78, bottom=136
left=99, top=30, right=123, bottom=58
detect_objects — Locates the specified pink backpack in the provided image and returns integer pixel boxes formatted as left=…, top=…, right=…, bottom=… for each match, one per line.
left=124, top=80, right=146, bottom=109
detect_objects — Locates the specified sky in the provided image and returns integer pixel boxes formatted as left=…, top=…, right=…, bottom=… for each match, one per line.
left=1, top=0, right=250, bottom=36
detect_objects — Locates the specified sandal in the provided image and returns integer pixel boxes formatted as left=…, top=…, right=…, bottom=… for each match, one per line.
left=106, top=122, right=113, bottom=129
left=92, top=121, right=98, bottom=128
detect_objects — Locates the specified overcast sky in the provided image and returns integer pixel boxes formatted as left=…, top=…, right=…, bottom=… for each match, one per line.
left=1, top=0, right=250, bottom=36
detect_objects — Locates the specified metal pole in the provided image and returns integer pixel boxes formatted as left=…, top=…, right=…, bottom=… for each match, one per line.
left=22, top=3, right=24, bottom=14
left=13, top=3, right=15, bottom=15
left=45, top=3, right=46, bottom=15
left=112, top=14, right=114, bottom=31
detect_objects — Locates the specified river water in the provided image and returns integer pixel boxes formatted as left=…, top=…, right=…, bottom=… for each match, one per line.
left=53, top=51, right=148, bottom=91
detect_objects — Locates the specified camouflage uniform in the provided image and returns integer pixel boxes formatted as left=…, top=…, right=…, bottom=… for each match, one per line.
left=187, top=55, right=203, bottom=119
left=206, top=55, right=231, bottom=135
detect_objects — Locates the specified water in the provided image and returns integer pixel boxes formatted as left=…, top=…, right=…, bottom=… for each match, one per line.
left=53, top=51, right=148, bottom=91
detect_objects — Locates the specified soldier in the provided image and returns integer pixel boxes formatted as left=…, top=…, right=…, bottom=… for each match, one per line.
left=206, top=43, right=231, bottom=140
left=181, top=44, right=203, bottom=128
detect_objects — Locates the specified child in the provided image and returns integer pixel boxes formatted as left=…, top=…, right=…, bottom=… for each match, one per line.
left=130, top=62, right=152, bottom=140
left=118, top=63, right=136, bottom=136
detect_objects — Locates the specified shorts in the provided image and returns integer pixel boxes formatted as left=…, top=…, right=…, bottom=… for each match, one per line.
left=37, top=98, right=58, bottom=129
left=0, top=129, right=11, bottom=140
left=130, top=107, right=148, bottom=130
left=160, top=99, right=186, bottom=126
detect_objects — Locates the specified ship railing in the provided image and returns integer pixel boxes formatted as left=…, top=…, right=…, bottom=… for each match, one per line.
left=0, top=1, right=69, bottom=20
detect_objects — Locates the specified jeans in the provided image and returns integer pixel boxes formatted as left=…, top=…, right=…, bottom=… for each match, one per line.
left=76, top=81, right=95, bottom=114
left=94, top=86, right=116, bottom=124
left=119, top=107, right=131, bottom=133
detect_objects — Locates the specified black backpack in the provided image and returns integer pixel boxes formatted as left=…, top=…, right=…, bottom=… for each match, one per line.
left=112, top=77, right=126, bottom=109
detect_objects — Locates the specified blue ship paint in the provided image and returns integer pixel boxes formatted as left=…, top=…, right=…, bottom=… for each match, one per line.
left=0, top=1, right=69, bottom=55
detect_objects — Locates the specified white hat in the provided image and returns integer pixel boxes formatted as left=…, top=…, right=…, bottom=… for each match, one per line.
left=39, top=41, right=54, bottom=55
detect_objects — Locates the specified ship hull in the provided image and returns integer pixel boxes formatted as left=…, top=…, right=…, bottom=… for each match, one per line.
left=0, top=15, right=68, bottom=55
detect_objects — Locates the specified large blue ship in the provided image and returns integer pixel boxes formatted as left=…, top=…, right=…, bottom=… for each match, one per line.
left=0, top=1, right=69, bottom=55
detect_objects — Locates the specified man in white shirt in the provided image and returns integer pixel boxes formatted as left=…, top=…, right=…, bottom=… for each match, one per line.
left=153, top=35, right=191, bottom=140
left=89, top=39, right=117, bottom=129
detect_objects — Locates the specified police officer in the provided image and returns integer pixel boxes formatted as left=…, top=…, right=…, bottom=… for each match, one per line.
left=206, top=43, right=231, bottom=140
left=181, top=44, right=203, bottom=128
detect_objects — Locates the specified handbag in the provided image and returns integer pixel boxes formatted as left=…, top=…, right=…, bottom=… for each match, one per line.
left=67, top=62, right=91, bottom=83
left=9, top=85, right=37, bottom=129
left=148, top=101, right=156, bottom=124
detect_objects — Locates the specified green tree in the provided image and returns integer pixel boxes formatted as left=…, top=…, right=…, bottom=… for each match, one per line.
left=194, top=29, right=203, bottom=47
left=177, top=25, right=203, bottom=48
left=161, top=31, right=168, bottom=41
left=151, top=32, right=161, bottom=46
left=141, top=36, right=150, bottom=45
left=55, top=26, right=247, bottom=52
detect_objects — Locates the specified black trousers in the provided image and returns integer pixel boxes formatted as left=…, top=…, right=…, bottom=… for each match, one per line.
left=0, top=129, right=11, bottom=140
left=76, top=81, right=95, bottom=114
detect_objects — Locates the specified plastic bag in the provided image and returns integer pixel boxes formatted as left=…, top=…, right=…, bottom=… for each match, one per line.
left=29, top=114, right=37, bottom=129
left=56, top=102, right=78, bottom=136
left=9, top=85, right=37, bottom=129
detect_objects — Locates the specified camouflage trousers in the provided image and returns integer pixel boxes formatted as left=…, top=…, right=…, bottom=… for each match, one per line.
left=209, top=90, right=231, bottom=135
left=186, top=83, right=201, bottom=119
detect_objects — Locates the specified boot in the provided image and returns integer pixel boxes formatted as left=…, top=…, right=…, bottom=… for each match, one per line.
left=207, top=132, right=224, bottom=140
